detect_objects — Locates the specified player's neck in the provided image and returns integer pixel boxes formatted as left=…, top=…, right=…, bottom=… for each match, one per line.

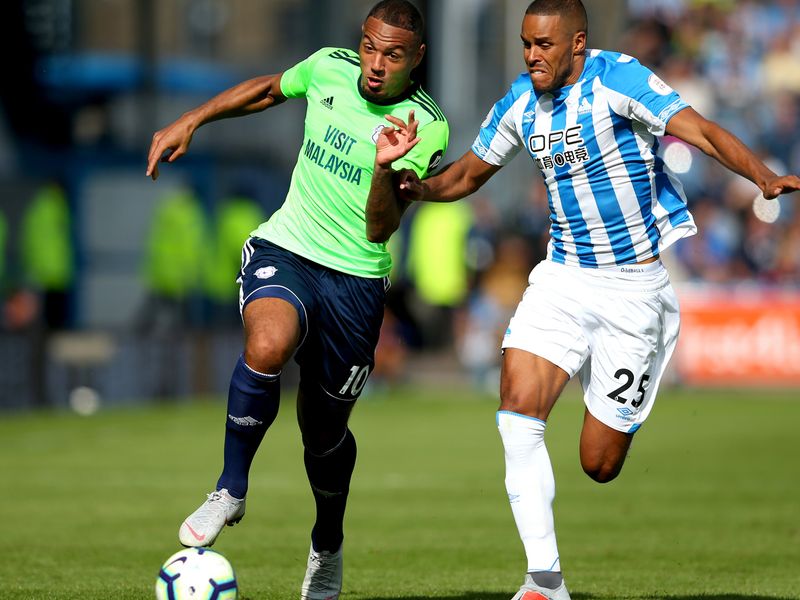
left=563, top=53, right=587, bottom=88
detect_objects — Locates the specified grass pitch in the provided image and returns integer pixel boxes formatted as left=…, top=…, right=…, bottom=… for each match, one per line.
left=1, top=384, right=798, bottom=599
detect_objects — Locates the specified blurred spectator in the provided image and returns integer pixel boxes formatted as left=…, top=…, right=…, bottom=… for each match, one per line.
left=203, top=194, right=265, bottom=326
left=627, top=0, right=686, bottom=24
left=372, top=308, right=409, bottom=389
left=622, top=0, right=800, bottom=287
left=138, top=188, right=207, bottom=333
left=406, top=201, right=473, bottom=348
left=762, top=28, right=800, bottom=96
left=758, top=93, right=800, bottom=172
left=674, top=197, right=740, bottom=283
left=0, top=207, right=6, bottom=294
left=620, top=17, right=673, bottom=69
left=774, top=213, right=800, bottom=282
left=455, top=236, right=531, bottom=391
left=465, top=195, right=500, bottom=283
left=20, top=182, right=75, bottom=329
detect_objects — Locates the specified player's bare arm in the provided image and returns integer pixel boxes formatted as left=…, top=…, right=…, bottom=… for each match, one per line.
left=666, top=107, right=800, bottom=199
left=365, top=111, right=420, bottom=243
left=397, top=150, right=500, bottom=203
left=146, top=73, right=287, bottom=180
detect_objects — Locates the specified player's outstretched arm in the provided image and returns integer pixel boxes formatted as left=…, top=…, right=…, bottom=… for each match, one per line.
left=397, top=150, right=501, bottom=203
left=366, top=111, right=421, bottom=243
left=666, top=107, right=800, bottom=199
left=146, top=73, right=287, bottom=180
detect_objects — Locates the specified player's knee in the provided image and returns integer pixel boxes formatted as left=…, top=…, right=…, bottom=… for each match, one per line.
left=244, top=334, right=291, bottom=373
left=303, top=427, right=352, bottom=457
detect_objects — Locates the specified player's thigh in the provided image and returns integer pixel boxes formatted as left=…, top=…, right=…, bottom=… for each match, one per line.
left=500, top=261, right=589, bottom=419
left=296, top=271, right=387, bottom=402
left=238, top=237, right=314, bottom=372
left=579, top=285, right=676, bottom=435
left=294, top=273, right=386, bottom=451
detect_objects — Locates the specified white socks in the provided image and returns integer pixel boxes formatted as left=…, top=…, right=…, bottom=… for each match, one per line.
left=497, top=410, right=560, bottom=573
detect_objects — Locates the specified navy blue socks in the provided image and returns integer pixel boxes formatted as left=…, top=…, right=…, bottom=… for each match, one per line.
left=216, top=355, right=280, bottom=499
left=304, top=428, right=357, bottom=553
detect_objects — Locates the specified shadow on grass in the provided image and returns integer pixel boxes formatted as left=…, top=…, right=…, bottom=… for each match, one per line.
left=359, top=594, right=796, bottom=600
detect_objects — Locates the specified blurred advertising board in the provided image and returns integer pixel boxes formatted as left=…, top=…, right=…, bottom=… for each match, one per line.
left=674, top=286, right=800, bottom=387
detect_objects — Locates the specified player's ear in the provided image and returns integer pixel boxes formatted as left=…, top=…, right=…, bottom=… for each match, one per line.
left=412, top=42, right=426, bottom=69
left=573, top=31, right=586, bottom=55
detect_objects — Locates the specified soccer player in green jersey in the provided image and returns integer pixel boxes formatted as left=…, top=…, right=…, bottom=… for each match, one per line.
left=145, top=1, right=447, bottom=597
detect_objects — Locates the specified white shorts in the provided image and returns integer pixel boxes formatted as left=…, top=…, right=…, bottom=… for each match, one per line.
left=502, top=259, right=680, bottom=433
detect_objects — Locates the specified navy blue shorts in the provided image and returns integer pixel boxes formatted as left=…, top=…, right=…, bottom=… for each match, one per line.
left=238, top=237, right=388, bottom=400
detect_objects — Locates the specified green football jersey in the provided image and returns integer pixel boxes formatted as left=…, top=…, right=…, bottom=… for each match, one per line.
left=252, top=47, right=449, bottom=278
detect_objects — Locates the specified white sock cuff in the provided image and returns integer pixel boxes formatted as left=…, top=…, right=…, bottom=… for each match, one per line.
left=496, top=410, right=546, bottom=433
left=242, top=358, right=281, bottom=379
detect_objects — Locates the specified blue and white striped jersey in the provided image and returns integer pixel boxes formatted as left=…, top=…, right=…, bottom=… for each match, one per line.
left=472, top=49, right=697, bottom=268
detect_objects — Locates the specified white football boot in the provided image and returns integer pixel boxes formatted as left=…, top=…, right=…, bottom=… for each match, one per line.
left=178, top=489, right=245, bottom=547
left=300, top=543, right=343, bottom=600
left=511, top=573, right=572, bottom=600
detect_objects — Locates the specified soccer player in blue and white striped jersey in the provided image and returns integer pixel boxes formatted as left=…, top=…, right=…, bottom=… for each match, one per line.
left=389, top=1, right=800, bottom=598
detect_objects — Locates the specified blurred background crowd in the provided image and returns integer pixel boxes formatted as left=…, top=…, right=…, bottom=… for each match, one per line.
left=0, top=0, right=798, bottom=410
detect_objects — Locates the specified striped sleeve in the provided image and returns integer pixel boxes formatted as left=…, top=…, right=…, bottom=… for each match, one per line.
left=601, top=55, right=688, bottom=136
left=471, top=76, right=529, bottom=166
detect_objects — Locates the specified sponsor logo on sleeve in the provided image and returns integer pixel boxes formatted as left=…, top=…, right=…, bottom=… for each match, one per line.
left=648, top=73, right=673, bottom=96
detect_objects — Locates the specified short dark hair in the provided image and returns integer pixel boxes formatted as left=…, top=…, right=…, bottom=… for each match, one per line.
left=526, top=0, right=588, bottom=35
left=367, top=0, right=425, bottom=41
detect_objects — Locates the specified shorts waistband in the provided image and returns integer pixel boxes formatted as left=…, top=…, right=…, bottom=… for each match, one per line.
left=536, top=259, right=670, bottom=292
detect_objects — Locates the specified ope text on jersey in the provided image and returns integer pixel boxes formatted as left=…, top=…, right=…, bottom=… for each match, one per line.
left=528, top=124, right=590, bottom=171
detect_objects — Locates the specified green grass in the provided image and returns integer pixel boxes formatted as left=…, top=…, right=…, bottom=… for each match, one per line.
left=1, top=385, right=798, bottom=599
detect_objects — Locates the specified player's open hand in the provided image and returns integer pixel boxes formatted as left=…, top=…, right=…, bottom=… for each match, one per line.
left=146, top=116, right=196, bottom=181
left=375, top=110, right=420, bottom=169
left=396, top=168, right=424, bottom=201
left=762, top=174, right=800, bottom=199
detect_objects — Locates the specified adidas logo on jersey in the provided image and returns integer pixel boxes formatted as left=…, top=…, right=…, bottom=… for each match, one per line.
left=320, top=96, right=334, bottom=110
left=577, top=98, right=593, bottom=114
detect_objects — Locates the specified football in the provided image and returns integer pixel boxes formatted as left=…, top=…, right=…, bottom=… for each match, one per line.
left=155, top=547, right=238, bottom=600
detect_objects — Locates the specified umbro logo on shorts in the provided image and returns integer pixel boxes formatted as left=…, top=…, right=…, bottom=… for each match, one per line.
left=320, top=96, right=335, bottom=110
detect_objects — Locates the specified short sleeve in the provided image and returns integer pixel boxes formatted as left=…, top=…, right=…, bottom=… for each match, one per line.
left=471, top=83, right=526, bottom=166
left=394, top=120, right=449, bottom=179
left=603, top=57, right=689, bottom=135
left=279, top=47, right=332, bottom=99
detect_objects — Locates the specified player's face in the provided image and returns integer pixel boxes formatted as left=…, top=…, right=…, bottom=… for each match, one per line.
left=359, top=17, right=425, bottom=101
left=521, top=14, right=586, bottom=93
